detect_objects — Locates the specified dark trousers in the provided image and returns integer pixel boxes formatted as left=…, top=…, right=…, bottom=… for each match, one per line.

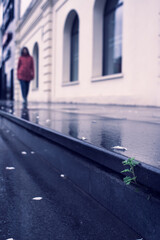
left=19, top=80, right=30, bottom=101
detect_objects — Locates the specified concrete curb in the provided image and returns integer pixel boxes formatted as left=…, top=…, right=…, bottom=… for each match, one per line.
left=1, top=110, right=160, bottom=193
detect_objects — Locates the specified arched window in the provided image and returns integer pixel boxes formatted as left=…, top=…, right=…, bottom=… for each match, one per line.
left=33, top=42, right=39, bottom=89
left=70, top=15, right=79, bottom=82
left=63, top=11, right=79, bottom=83
left=103, top=0, right=123, bottom=76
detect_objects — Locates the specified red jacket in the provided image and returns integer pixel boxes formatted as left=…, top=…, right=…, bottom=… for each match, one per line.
left=17, top=56, right=34, bottom=81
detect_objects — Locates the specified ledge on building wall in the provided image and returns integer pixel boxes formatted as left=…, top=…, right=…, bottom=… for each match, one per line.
left=62, top=81, right=80, bottom=87
left=91, top=73, right=123, bottom=83
left=32, top=88, right=39, bottom=92
left=17, top=0, right=42, bottom=31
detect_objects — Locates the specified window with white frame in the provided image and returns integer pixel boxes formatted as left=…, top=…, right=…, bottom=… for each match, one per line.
left=70, top=15, right=79, bottom=82
left=103, top=0, right=123, bottom=76
left=92, top=0, right=123, bottom=79
left=63, top=10, right=79, bottom=84
left=32, top=42, right=39, bottom=90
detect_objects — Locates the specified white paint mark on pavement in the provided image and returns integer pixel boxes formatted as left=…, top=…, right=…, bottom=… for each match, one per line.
left=32, top=197, right=43, bottom=201
left=112, top=146, right=127, bottom=151
left=81, top=137, right=87, bottom=140
left=6, top=167, right=15, bottom=170
left=60, top=174, right=66, bottom=178
left=21, top=151, right=27, bottom=155
left=31, top=151, right=35, bottom=154
left=6, top=238, right=15, bottom=240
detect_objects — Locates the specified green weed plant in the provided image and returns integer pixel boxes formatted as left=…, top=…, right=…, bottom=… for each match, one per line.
left=121, top=157, right=139, bottom=185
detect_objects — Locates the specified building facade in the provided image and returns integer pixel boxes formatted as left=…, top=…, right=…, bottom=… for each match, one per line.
left=0, top=0, right=20, bottom=100
left=15, top=0, right=160, bottom=106
left=15, top=0, right=56, bottom=102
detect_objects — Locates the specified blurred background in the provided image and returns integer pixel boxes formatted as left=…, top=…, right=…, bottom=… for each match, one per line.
left=0, top=0, right=160, bottom=106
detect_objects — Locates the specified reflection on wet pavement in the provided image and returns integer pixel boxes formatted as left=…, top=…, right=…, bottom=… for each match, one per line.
left=1, top=101, right=160, bottom=169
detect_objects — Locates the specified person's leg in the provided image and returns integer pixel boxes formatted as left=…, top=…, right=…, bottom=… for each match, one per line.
left=19, top=80, right=30, bottom=103
left=25, top=81, right=30, bottom=100
left=19, top=80, right=26, bottom=101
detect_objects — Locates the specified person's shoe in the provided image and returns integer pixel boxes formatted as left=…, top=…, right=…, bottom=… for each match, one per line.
left=23, top=99, right=28, bottom=108
left=23, top=98, right=27, bottom=103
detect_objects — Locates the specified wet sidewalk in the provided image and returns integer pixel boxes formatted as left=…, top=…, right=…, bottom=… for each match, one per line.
left=1, top=100, right=160, bottom=169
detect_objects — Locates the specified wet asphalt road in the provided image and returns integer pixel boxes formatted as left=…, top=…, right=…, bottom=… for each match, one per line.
left=2, top=101, right=160, bottom=169
left=0, top=129, right=141, bottom=240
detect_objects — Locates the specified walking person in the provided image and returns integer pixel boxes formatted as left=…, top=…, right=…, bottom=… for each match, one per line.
left=17, top=47, right=34, bottom=104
